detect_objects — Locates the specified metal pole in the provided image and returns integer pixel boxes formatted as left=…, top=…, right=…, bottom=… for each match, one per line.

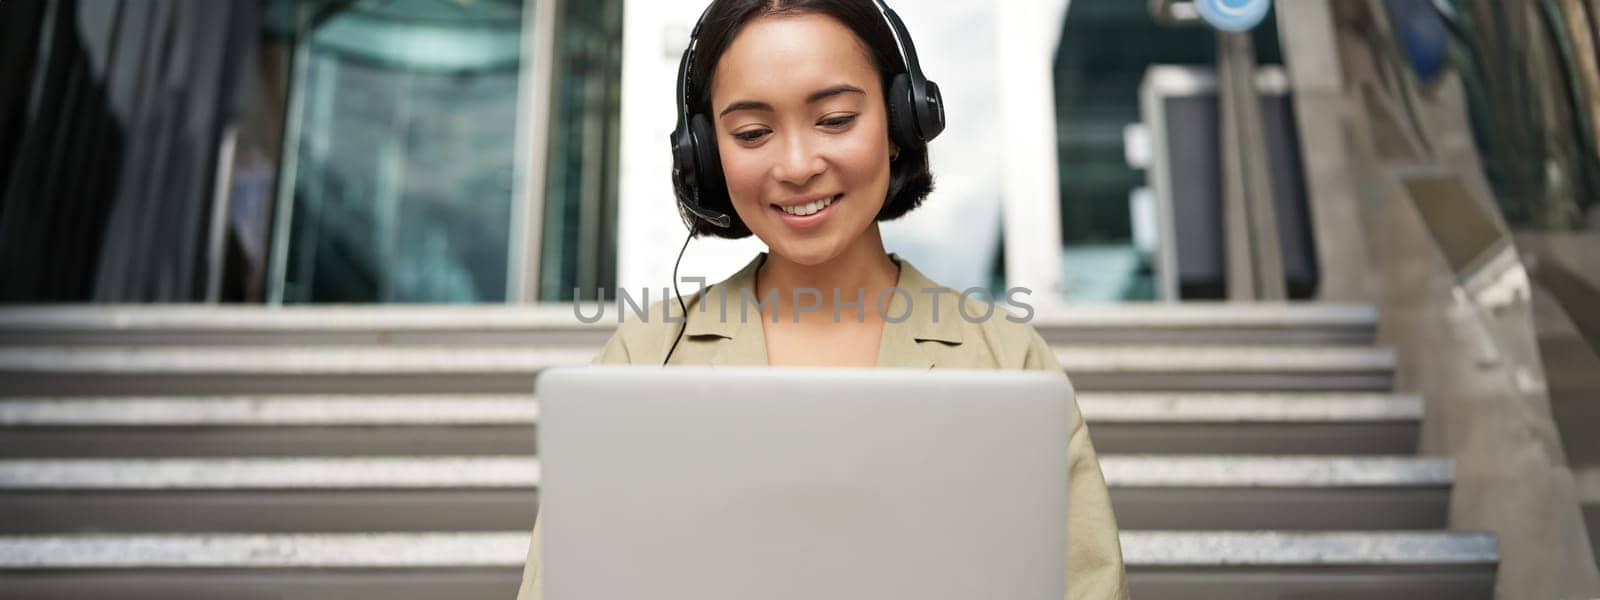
left=1216, top=30, right=1286, bottom=300
left=203, top=125, right=238, bottom=303
left=509, top=0, right=561, bottom=303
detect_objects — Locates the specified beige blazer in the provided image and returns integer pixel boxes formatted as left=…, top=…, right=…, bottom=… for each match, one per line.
left=517, top=252, right=1131, bottom=599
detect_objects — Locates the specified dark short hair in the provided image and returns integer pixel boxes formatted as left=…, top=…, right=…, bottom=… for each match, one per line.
left=680, top=0, right=936, bottom=239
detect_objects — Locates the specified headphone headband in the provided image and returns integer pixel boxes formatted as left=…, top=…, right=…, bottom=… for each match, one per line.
left=670, top=0, right=944, bottom=231
left=869, top=0, right=918, bottom=84
left=677, top=0, right=928, bottom=119
left=674, top=2, right=716, bottom=130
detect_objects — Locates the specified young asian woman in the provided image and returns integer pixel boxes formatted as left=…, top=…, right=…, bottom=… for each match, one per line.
left=516, top=1, right=1129, bottom=598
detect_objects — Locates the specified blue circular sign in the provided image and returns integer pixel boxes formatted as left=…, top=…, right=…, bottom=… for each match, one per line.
left=1195, top=0, right=1272, bottom=32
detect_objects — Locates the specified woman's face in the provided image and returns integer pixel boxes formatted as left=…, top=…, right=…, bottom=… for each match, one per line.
left=709, top=13, right=894, bottom=266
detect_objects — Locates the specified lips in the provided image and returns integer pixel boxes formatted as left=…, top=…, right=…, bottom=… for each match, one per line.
left=775, top=194, right=839, bottom=217
left=770, top=193, right=843, bottom=228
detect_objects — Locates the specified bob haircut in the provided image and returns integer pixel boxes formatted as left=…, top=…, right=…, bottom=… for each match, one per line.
left=680, top=0, right=936, bottom=239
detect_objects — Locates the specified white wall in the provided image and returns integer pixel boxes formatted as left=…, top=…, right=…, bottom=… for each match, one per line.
left=615, top=0, right=754, bottom=296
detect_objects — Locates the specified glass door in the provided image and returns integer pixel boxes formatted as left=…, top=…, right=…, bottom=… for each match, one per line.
left=269, top=0, right=527, bottom=303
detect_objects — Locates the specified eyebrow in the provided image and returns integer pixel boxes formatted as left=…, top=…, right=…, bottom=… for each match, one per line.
left=717, top=84, right=866, bottom=118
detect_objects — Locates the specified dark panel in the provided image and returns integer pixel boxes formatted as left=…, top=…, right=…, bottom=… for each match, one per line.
left=1088, top=422, right=1419, bottom=455
left=1586, top=503, right=1600, bottom=574
left=0, top=0, right=258, bottom=302
left=1110, top=487, right=1450, bottom=530
left=1163, top=92, right=1320, bottom=299
left=0, top=569, right=521, bottom=600
left=1127, top=565, right=1496, bottom=600
left=0, top=427, right=538, bottom=458
left=0, top=491, right=538, bottom=533
left=1164, top=95, right=1226, bottom=299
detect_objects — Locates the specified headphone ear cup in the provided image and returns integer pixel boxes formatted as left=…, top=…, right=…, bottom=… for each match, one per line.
left=689, top=113, right=729, bottom=211
left=919, top=79, right=946, bottom=141
left=886, top=74, right=920, bottom=152
left=670, top=125, right=697, bottom=201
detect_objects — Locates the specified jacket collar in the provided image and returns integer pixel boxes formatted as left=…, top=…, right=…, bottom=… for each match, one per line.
left=681, top=252, right=964, bottom=368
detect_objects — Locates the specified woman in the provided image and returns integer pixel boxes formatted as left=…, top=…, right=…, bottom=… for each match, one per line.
left=517, top=1, right=1129, bottom=597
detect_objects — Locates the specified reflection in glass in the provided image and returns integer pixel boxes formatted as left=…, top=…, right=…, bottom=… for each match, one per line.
left=539, top=0, right=623, bottom=302
left=277, top=0, right=524, bottom=303
left=1440, top=0, right=1600, bottom=232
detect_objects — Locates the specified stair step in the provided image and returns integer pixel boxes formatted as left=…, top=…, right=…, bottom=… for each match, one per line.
left=0, top=395, right=541, bottom=458
left=0, top=457, right=542, bottom=490
left=1122, top=531, right=1498, bottom=600
left=0, top=304, right=1377, bottom=346
left=1122, top=530, right=1496, bottom=566
left=0, top=456, right=1451, bottom=491
left=1080, top=393, right=1422, bottom=423
left=0, top=345, right=1396, bottom=395
left=0, top=428, right=539, bottom=459
left=1080, top=393, right=1422, bottom=454
left=1054, top=346, right=1395, bottom=391
left=0, top=530, right=1496, bottom=569
left=0, top=531, right=1497, bottom=600
left=0, top=395, right=542, bottom=427
left=0, top=532, right=529, bottom=569
left=1103, top=456, right=1451, bottom=530
left=1032, top=304, right=1378, bottom=345
left=0, top=305, right=610, bottom=347
left=0, top=393, right=1421, bottom=457
left=1100, top=455, right=1451, bottom=487
left=0, top=456, right=1450, bottom=532
left=0, top=303, right=1487, bottom=599
left=1, top=393, right=1419, bottom=427
left=0, top=458, right=545, bottom=534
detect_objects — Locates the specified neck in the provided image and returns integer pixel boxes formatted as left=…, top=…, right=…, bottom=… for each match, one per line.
left=756, top=225, right=901, bottom=323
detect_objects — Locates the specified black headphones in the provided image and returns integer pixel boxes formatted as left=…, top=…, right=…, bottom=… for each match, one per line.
left=668, top=0, right=947, bottom=231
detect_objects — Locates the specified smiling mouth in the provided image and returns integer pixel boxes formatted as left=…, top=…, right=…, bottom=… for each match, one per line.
left=772, top=194, right=842, bottom=217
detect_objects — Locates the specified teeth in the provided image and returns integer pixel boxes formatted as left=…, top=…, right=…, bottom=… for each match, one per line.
left=781, top=195, right=836, bottom=216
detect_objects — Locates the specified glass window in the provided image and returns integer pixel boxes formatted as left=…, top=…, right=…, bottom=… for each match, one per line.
left=538, top=0, right=623, bottom=302
left=270, top=0, right=526, bottom=303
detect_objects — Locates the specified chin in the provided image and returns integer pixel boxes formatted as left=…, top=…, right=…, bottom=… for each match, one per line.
left=766, top=238, right=844, bottom=267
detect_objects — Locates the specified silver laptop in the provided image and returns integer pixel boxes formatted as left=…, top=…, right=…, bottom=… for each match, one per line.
left=535, top=366, right=1073, bottom=600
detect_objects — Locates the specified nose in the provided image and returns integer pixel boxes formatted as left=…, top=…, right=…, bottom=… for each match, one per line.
left=771, top=130, right=826, bottom=186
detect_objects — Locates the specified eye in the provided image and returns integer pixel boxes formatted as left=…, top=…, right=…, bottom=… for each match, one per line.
left=732, top=128, right=769, bottom=143
left=819, top=114, right=857, bottom=129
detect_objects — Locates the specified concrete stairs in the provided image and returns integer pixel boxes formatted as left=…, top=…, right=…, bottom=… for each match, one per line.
left=0, top=304, right=1498, bottom=599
